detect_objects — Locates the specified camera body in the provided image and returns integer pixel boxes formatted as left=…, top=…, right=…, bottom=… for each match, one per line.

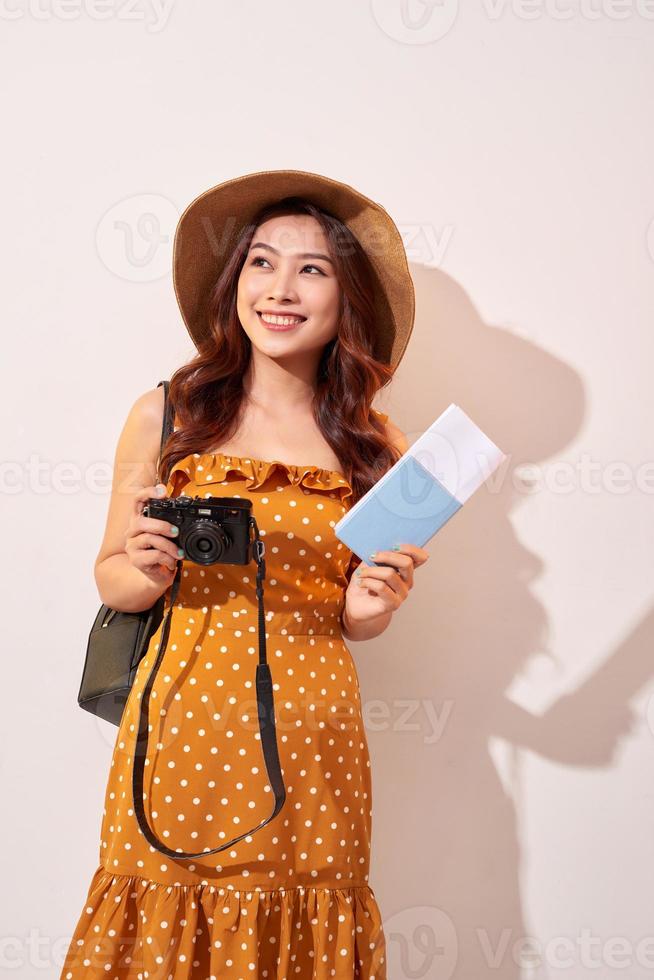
left=144, top=494, right=254, bottom=566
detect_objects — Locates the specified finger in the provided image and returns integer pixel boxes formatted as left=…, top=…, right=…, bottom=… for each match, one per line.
left=124, top=517, right=179, bottom=552
left=371, top=563, right=413, bottom=589
left=356, top=575, right=402, bottom=608
left=135, top=548, right=178, bottom=573
left=134, top=483, right=167, bottom=504
left=133, top=513, right=181, bottom=540
left=366, top=552, right=414, bottom=586
left=395, top=544, right=429, bottom=566
left=131, top=532, right=183, bottom=564
left=133, top=483, right=168, bottom=516
left=368, top=550, right=414, bottom=574
left=380, top=544, right=429, bottom=567
left=357, top=568, right=409, bottom=601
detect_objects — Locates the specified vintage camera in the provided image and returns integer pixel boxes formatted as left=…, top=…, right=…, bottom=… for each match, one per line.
left=144, top=494, right=256, bottom=566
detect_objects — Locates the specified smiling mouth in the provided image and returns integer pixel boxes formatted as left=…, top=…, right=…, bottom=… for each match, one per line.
left=256, top=311, right=307, bottom=329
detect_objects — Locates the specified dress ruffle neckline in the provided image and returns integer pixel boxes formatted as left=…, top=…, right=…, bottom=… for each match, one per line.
left=167, top=450, right=354, bottom=504
left=71, top=864, right=387, bottom=978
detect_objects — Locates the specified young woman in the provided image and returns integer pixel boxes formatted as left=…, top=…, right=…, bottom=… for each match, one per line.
left=61, top=170, right=429, bottom=979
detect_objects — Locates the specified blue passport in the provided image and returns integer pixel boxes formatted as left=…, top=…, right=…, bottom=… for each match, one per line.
left=334, top=403, right=506, bottom=568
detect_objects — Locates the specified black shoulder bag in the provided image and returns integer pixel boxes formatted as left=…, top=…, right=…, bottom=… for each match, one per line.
left=77, top=380, right=175, bottom=726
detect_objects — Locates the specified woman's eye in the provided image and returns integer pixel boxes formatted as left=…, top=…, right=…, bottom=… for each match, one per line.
left=250, top=256, right=325, bottom=275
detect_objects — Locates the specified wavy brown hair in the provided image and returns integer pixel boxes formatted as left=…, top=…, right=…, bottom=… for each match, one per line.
left=158, top=196, right=403, bottom=504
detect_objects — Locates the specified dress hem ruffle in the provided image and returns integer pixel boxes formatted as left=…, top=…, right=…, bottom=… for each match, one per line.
left=61, top=863, right=387, bottom=979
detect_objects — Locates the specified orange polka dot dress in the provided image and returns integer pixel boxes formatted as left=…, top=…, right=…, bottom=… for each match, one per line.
left=61, top=414, right=389, bottom=979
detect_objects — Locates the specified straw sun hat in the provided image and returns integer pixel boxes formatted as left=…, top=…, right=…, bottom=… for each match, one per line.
left=172, top=169, right=416, bottom=373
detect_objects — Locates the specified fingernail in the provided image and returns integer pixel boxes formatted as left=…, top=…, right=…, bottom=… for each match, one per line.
left=170, top=525, right=179, bottom=536
left=369, top=552, right=377, bottom=559
left=177, top=548, right=185, bottom=558
left=156, top=484, right=166, bottom=496
left=392, top=545, right=401, bottom=551
left=355, top=569, right=361, bottom=576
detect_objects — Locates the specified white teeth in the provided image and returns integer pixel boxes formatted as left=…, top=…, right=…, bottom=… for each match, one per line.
left=259, top=312, right=305, bottom=326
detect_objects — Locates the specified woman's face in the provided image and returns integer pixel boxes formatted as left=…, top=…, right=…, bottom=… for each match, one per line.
left=236, top=213, right=341, bottom=361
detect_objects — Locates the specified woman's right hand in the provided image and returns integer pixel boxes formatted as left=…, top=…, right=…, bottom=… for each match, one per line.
left=124, top=483, right=182, bottom=589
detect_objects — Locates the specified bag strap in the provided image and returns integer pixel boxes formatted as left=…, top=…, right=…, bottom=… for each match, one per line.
left=131, top=514, right=286, bottom=858
left=155, top=380, right=175, bottom=482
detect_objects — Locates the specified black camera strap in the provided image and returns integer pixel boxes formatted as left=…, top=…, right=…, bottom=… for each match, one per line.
left=132, top=514, right=286, bottom=858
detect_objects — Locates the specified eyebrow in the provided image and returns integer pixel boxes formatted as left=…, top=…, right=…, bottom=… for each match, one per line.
left=249, top=241, right=335, bottom=266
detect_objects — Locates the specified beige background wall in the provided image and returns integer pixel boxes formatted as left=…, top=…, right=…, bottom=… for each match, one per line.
left=3, top=2, right=654, bottom=977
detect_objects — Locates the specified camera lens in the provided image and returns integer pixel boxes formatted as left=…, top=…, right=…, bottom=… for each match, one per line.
left=184, top=520, right=230, bottom=565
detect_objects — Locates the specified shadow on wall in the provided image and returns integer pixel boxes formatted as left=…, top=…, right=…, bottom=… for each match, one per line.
left=365, top=261, right=641, bottom=979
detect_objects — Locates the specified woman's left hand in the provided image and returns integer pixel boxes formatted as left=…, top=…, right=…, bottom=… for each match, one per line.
left=343, top=544, right=430, bottom=625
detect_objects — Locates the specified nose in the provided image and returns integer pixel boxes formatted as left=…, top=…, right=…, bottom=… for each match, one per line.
left=266, top=263, right=300, bottom=303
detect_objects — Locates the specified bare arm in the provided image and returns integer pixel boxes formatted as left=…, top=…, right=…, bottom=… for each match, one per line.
left=94, top=385, right=177, bottom=613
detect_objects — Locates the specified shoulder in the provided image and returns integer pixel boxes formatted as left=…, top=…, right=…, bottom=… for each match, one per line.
left=128, top=385, right=165, bottom=435
left=115, top=386, right=165, bottom=462
left=136, top=384, right=165, bottom=416
left=372, top=407, right=409, bottom=455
